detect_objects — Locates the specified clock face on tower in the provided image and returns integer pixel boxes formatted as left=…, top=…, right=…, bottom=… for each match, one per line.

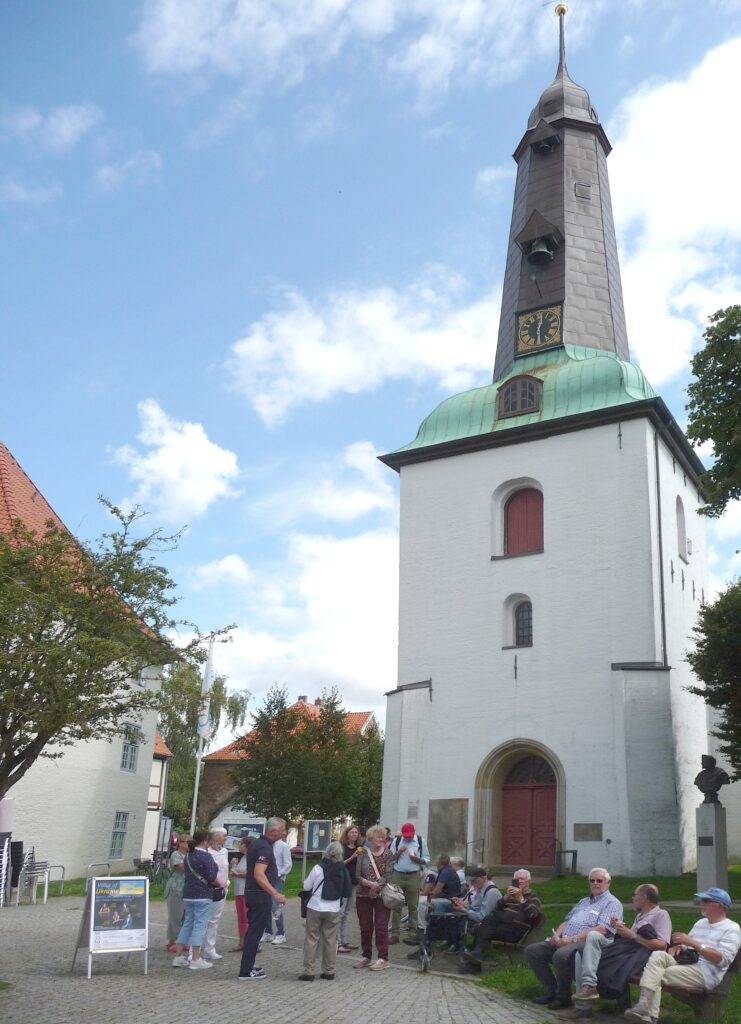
left=516, top=304, right=563, bottom=354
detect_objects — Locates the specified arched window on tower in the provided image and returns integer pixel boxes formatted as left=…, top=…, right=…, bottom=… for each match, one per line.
left=676, top=496, right=688, bottom=562
left=514, top=601, right=533, bottom=646
left=504, top=488, right=543, bottom=555
left=498, top=375, right=542, bottom=418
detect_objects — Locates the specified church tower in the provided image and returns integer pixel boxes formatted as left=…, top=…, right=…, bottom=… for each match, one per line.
left=379, top=6, right=710, bottom=875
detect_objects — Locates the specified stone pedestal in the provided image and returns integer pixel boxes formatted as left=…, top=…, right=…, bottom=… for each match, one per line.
left=696, top=803, right=728, bottom=892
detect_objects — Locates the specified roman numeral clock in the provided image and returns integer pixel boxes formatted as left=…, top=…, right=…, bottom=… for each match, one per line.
left=516, top=304, right=563, bottom=355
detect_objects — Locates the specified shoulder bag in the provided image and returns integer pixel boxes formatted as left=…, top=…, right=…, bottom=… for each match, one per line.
left=300, top=871, right=323, bottom=918
left=367, top=849, right=405, bottom=911
left=186, top=853, right=225, bottom=902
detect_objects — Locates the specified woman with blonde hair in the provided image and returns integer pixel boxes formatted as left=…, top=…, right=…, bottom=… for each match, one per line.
left=300, top=841, right=352, bottom=981
left=354, top=824, right=393, bottom=971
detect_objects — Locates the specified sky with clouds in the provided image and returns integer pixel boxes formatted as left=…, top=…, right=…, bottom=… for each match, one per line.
left=3, top=0, right=741, bottom=747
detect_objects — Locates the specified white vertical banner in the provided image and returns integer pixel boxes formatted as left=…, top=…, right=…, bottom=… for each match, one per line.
left=190, top=637, right=214, bottom=834
left=196, top=638, right=214, bottom=742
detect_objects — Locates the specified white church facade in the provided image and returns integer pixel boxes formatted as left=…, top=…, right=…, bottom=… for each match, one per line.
left=379, top=11, right=723, bottom=876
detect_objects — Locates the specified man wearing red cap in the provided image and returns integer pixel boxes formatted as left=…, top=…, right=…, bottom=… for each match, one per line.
left=389, top=822, right=430, bottom=944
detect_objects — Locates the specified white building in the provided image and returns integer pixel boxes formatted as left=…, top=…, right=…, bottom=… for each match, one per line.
left=379, top=16, right=729, bottom=875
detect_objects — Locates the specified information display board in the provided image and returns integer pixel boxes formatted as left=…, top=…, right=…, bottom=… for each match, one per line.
left=72, top=876, right=149, bottom=978
left=301, top=820, right=333, bottom=882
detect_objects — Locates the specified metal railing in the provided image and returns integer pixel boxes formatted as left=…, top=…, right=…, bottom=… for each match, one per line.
left=84, top=862, right=111, bottom=892
left=465, top=837, right=485, bottom=866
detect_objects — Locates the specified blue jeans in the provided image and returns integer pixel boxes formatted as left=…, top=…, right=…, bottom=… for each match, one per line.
left=267, top=877, right=285, bottom=935
left=177, top=899, right=213, bottom=948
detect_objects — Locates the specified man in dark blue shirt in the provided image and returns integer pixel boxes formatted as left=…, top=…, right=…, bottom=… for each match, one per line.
left=238, top=817, right=287, bottom=980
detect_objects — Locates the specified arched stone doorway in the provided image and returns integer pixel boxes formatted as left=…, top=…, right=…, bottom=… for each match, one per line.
left=502, top=756, right=556, bottom=865
left=474, top=739, right=564, bottom=867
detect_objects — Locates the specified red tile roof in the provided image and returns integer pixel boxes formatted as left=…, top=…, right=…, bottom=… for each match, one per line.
left=0, top=442, right=68, bottom=536
left=203, top=700, right=374, bottom=763
left=154, top=731, right=174, bottom=758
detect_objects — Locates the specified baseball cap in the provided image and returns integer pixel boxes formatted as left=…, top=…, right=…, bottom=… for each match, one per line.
left=400, top=822, right=415, bottom=837
left=694, top=887, right=732, bottom=907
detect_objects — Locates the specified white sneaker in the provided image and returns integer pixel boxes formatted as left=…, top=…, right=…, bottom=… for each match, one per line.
left=202, top=952, right=223, bottom=960
left=189, top=958, right=213, bottom=970
left=271, top=935, right=286, bottom=945
left=261, top=932, right=274, bottom=943
left=172, top=956, right=189, bottom=968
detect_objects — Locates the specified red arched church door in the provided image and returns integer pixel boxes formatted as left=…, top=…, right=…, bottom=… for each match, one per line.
left=501, top=755, right=556, bottom=865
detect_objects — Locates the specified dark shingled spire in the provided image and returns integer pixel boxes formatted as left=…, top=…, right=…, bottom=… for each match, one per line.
left=493, top=3, right=630, bottom=380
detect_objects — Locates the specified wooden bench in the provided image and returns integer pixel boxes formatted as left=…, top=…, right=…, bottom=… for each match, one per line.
left=627, top=950, right=741, bottom=1020
left=662, top=949, right=741, bottom=1020
left=475, top=910, right=548, bottom=964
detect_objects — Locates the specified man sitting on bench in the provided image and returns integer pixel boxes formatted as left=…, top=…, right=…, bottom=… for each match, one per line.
left=624, top=887, right=741, bottom=1024
left=461, top=868, right=540, bottom=966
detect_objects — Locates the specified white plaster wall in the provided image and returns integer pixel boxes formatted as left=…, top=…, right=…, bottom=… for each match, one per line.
left=382, top=414, right=710, bottom=874
left=8, top=673, right=160, bottom=879
left=651, top=430, right=711, bottom=870
left=140, top=757, right=168, bottom=858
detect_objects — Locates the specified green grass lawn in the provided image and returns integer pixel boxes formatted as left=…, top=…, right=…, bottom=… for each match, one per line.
left=47, top=862, right=312, bottom=901
left=478, top=909, right=740, bottom=1024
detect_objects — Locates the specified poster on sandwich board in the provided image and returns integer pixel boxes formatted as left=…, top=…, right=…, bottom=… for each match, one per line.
left=72, top=876, right=149, bottom=978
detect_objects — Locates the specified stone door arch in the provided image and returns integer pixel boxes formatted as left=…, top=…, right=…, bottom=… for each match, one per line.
left=474, top=739, right=564, bottom=867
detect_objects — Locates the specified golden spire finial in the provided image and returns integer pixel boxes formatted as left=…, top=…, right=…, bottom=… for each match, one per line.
left=555, top=4, right=569, bottom=74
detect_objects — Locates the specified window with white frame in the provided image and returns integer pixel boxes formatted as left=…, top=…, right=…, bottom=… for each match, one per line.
left=110, top=810, right=129, bottom=858
left=120, top=726, right=139, bottom=772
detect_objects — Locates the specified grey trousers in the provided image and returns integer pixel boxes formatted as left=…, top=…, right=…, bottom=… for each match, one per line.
left=525, top=938, right=584, bottom=999
left=338, top=888, right=356, bottom=945
left=166, top=891, right=184, bottom=942
left=576, top=931, right=614, bottom=988
left=302, top=909, right=340, bottom=975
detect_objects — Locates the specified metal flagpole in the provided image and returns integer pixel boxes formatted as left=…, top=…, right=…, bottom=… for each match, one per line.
left=189, top=734, right=204, bottom=836
left=190, top=637, right=214, bottom=835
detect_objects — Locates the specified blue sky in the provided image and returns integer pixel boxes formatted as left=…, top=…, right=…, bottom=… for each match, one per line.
left=3, top=1, right=741, bottom=740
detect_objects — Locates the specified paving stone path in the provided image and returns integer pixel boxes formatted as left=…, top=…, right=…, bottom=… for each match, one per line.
left=0, top=896, right=618, bottom=1024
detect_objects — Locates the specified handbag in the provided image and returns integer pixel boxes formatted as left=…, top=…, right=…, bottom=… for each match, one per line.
left=300, top=874, right=323, bottom=918
left=674, top=947, right=700, bottom=965
left=186, top=853, right=224, bottom=901
left=366, top=849, right=406, bottom=911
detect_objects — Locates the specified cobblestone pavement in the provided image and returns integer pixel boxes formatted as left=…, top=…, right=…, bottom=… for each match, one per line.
left=0, top=897, right=618, bottom=1024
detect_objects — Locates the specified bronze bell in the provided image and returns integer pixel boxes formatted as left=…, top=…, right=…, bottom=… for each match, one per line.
left=527, top=238, right=554, bottom=265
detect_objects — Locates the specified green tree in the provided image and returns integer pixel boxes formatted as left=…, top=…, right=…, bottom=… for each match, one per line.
left=158, top=663, right=249, bottom=827
left=347, top=719, right=385, bottom=827
left=687, top=579, right=741, bottom=778
left=686, top=305, right=741, bottom=517
left=229, top=685, right=309, bottom=822
left=0, top=502, right=219, bottom=802
left=229, top=685, right=384, bottom=824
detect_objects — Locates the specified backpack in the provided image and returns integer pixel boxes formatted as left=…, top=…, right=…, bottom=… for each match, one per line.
left=394, top=834, right=423, bottom=856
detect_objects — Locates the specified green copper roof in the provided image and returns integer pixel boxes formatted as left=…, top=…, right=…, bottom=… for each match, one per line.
left=393, top=345, right=656, bottom=454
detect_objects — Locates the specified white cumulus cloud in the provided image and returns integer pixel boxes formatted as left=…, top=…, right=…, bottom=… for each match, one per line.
left=94, top=149, right=163, bottom=192
left=114, top=398, right=241, bottom=522
left=251, top=440, right=397, bottom=526
left=227, top=268, right=498, bottom=425
left=132, top=0, right=604, bottom=108
left=210, top=527, right=400, bottom=720
left=1, top=102, right=102, bottom=152
left=609, top=36, right=741, bottom=388
left=0, top=176, right=63, bottom=206
left=191, top=554, right=255, bottom=590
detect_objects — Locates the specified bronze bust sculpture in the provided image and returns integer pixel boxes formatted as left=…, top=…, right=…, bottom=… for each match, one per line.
left=694, top=755, right=730, bottom=804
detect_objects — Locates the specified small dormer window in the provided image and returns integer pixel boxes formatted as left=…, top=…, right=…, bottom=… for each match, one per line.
left=499, top=375, right=541, bottom=418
